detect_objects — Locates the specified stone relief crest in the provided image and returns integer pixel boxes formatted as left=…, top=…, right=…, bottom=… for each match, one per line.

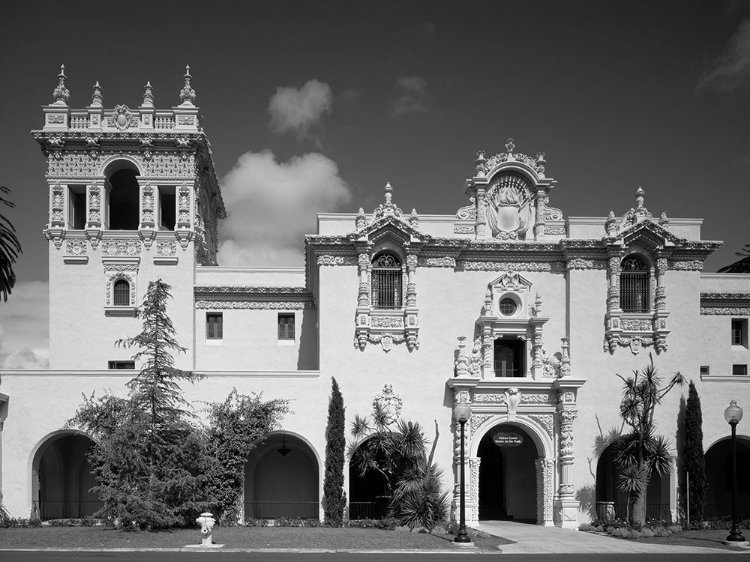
left=485, top=173, right=535, bottom=240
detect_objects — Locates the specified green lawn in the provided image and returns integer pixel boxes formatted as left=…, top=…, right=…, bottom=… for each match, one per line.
left=0, top=526, right=510, bottom=551
left=636, top=529, right=750, bottom=551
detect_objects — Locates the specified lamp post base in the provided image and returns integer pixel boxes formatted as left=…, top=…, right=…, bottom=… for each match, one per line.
left=454, top=530, right=472, bottom=544
left=724, top=529, right=748, bottom=546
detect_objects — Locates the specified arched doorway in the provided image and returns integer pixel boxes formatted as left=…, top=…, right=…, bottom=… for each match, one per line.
left=348, top=439, right=390, bottom=520
left=244, top=432, right=319, bottom=520
left=32, top=432, right=99, bottom=520
left=477, top=424, right=538, bottom=522
left=705, top=436, right=750, bottom=519
left=595, top=441, right=671, bottom=521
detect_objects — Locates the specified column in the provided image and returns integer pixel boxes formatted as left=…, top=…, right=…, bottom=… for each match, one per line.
left=536, top=458, right=555, bottom=526
left=555, top=408, right=580, bottom=528
left=475, top=187, right=487, bottom=239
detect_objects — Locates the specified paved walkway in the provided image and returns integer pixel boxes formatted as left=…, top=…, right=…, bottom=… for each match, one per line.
left=476, top=520, right=743, bottom=555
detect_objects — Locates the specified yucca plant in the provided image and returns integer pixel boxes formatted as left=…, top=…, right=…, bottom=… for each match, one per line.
left=350, top=389, right=448, bottom=530
left=614, top=355, right=684, bottom=525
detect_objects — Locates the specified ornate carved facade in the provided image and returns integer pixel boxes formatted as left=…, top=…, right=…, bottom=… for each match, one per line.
left=2, top=69, right=747, bottom=531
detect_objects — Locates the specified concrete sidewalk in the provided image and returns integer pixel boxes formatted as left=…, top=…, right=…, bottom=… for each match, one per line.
left=476, top=520, right=744, bottom=555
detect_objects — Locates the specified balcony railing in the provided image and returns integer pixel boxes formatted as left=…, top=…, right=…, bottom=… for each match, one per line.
left=704, top=503, right=750, bottom=520
left=595, top=502, right=671, bottom=522
left=37, top=500, right=102, bottom=520
left=243, top=501, right=318, bottom=520
left=347, top=501, right=389, bottom=520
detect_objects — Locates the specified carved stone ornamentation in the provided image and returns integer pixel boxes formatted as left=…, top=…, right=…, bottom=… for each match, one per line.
left=104, top=263, right=138, bottom=306
left=453, top=225, right=475, bottom=235
left=469, top=414, right=492, bottom=435
left=65, top=240, right=87, bottom=256
left=197, top=300, right=311, bottom=310
left=317, top=255, right=357, bottom=266
left=473, top=393, right=506, bottom=403
left=418, top=257, right=456, bottom=268
left=670, top=260, right=703, bottom=271
left=529, top=414, right=554, bottom=438
left=101, top=239, right=141, bottom=257
left=566, top=258, right=607, bottom=270
left=155, top=240, right=177, bottom=257
left=456, top=197, right=477, bottom=220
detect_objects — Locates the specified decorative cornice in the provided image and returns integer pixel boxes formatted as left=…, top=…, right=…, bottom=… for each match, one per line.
left=196, top=300, right=312, bottom=310
left=194, top=286, right=308, bottom=294
left=700, top=292, right=750, bottom=315
left=194, top=285, right=313, bottom=309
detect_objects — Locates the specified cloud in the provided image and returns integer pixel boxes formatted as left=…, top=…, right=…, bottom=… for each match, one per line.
left=217, top=150, right=353, bottom=267
left=392, top=75, right=429, bottom=117
left=268, top=80, right=333, bottom=139
left=0, top=281, right=49, bottom=369
left=700, top=19, right=750, bottom=91
left=341, top=87, right=360, bottom=105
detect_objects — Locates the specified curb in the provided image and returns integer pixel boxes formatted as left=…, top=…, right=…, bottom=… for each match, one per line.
left=0, top=547, right=485, bottom=554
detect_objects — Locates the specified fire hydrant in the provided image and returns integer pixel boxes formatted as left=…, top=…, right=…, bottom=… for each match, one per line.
left=196, top=512, right=216, bottom=547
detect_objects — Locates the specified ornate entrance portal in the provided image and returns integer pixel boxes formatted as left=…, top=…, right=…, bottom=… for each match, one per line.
left=448, top=372, right=584, bottom=527
left=478, top=424, right=537, bottom=522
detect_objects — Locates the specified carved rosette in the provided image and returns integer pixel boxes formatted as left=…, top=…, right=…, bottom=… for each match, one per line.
left=156, top=240, right=177, bottom=257
left=65, top=239, right=87, bottom=256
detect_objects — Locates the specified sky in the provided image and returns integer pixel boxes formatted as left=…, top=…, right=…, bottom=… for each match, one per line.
left=0, top=0, right=749, bottom=368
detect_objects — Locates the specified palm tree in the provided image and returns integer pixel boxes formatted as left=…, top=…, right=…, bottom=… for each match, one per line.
left=350, top=399, right=448, bottom=530
left=0, top=186, right=22, bottom=302
left=718, top=244, right=750, bottom=273
left=614, top=355, right=684, bottom=525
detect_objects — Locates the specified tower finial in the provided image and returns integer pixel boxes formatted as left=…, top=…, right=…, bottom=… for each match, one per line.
left=180, top=65, right=196, bottom=106
left=384, top=181, right=393, bottom=205
left=143, top=81, right=154, bottom=107
left=53, top=64, right=70, bottom=105
left=505, top=137, right=515, bottom=154
left=90, top=81, right=103, bottom=108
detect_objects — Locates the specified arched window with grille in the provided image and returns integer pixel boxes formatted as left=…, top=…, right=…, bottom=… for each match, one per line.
left=371, top=252, right=402, bottom=309
left=620, top=256, right=650, bottom=312
left=113, top=279, right=130, bottom=306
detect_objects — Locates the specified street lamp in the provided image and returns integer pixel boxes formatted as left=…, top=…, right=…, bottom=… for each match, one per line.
left=724, top=400, right=746, bottom=543
left=454, top=400, right=472, bottom=544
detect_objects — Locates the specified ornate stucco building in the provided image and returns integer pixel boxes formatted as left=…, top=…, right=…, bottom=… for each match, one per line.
left=1, top=69, right=749, bottom=527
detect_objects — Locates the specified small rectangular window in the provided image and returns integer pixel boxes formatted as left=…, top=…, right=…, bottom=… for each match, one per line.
left=108, top=361, right=135, bottom=369
left=732, top=319, right=748, bottom=347
left=68, top=185, right=86, bottom=229
left=159, top=187, right=176, bottom=231
left=206, top=312, right=223, bottom=340
left=700, top=366, right=710, bottom=376
left=732, top=364, right=747, bottom=376
left=278, top=313, right=295, bottom=341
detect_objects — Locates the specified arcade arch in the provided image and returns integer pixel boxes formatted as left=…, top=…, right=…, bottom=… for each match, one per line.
left=244, top=432, right=319, bottom=520
left=595, top=441, right=671, bottom=521
left=30, top=431, right=99, bottom=520
left=348, top=438, right=390, bottom=520
left=704, top=435, right=750, bottom=519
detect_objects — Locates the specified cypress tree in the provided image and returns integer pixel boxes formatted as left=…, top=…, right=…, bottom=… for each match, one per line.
left=683, top=380, right=706, bottom=522
left=323, top=377, right=346, bottom=525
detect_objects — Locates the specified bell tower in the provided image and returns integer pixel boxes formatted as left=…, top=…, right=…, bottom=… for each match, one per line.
left=33, top=66, right=225, bottom=370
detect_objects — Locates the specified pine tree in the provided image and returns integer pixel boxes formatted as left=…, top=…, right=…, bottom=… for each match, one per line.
left=682, top=380, right=706, bottom=522
left=323, top=377, right=346, bottom=524
left=71, top=279, right=206, bottom=529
